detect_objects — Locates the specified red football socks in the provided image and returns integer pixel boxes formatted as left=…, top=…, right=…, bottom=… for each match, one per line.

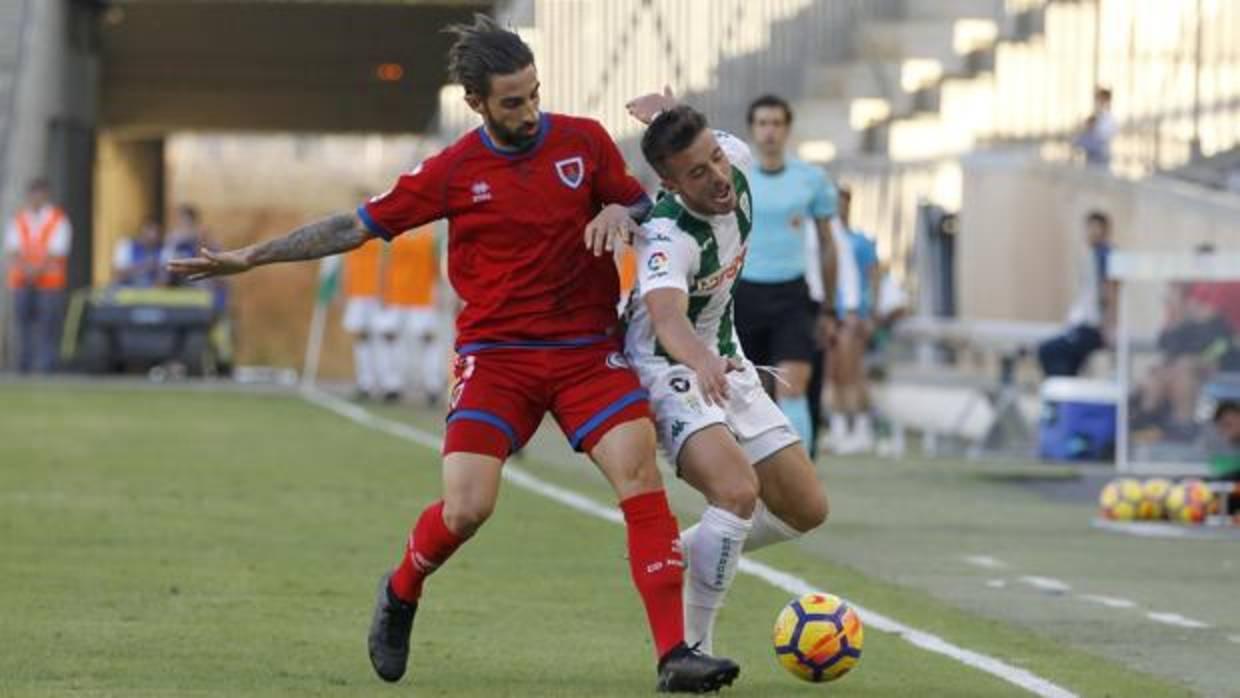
left=389, top=500, right=465, bottom=603
left=620, top=490, right=686, bottom=660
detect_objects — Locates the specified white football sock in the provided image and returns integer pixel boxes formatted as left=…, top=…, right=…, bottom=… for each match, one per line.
left=743, top=501, right=804, bottom=552
left=681, top=506, right=752, bottom=655
left=353, top=337, right=377, bottom=394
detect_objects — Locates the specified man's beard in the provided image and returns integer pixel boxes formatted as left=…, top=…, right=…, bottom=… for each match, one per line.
left=485, top=113, right=540, bottom=150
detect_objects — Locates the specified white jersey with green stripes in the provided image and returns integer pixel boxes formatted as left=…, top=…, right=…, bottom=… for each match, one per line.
left=624, top=130, right=755, bottom=368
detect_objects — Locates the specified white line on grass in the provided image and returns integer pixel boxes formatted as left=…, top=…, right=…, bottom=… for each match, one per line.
left=302, top=388, right=1078, bottom=698
left=1018, top=576, right=1072, bottom=595
left=962, top=554, right=1008, bottom=570
left=1077, top=594, right=1137, bottom=610
left=1145, top=612, right=1211, bottom=629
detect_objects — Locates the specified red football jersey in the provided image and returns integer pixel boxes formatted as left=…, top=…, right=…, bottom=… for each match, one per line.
left=359, top=113, right=647, bottom=347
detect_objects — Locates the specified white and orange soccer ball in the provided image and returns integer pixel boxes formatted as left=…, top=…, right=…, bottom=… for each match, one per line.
left=1165, top=479, right=1215, bottom=524
left=1099, top=478, right=1144, bottom=521
left=772, top=592, right=864, bottom=683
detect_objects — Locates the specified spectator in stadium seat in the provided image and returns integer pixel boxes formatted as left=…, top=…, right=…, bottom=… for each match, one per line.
left=1037, top=211, right=1115, bottom=377
left=112, top=218, right=166, bottom=288
left=1074, top=87, right=1117, bottom=167
left=5, top=178, right=72, bottom=373
left=1131, top=279, right=1240, bottom=443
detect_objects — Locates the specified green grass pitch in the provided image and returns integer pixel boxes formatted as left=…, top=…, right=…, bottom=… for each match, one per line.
left=0, top=384, right=1212, bottom=696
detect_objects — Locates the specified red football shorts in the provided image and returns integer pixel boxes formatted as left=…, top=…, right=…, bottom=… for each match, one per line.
left=442, top=336, right=651, bottom=459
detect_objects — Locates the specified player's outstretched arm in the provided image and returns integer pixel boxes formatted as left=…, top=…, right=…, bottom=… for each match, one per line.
left=645, top=288, right=742, bottom=406
left=167, top=211, right=370, bottom=281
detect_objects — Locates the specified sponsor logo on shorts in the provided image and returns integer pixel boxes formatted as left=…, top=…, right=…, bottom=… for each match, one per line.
left=669, top=377, right=690, bottom=393
left=647, top=251, right=669, bottom=272
left=605, top=352, right=629, bottom=370
left=671, top=419, right=687, bottom=439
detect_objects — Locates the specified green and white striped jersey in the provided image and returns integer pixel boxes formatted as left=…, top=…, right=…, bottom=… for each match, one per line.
left=624, top=130, right=755, bottom=365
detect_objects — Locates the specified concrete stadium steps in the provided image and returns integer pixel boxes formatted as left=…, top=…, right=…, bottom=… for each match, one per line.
left=788, top=1, right=1020, bottom=161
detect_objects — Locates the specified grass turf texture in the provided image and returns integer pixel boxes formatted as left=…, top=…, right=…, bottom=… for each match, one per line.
left=0, top=384, right=1197, bottom=697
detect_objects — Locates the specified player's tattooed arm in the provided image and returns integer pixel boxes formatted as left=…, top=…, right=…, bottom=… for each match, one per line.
left=245, top=212, right=369, bottom=265
left=167, top=211, right=370, bottom=280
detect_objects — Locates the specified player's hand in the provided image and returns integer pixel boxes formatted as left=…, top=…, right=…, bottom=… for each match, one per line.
left=166, top=247, right=253, bottom=281
left=692, top=355, right=743, bottom=406
left=584, top=204, right=640, bottom=256
left=626, top=86, right=677, bottom=125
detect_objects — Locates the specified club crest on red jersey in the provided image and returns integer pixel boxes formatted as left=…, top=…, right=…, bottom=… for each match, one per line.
left=555, top=156, right=585, bottom=189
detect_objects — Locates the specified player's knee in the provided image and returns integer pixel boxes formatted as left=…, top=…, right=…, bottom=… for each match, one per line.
left=443, top=497, right=494, bottom=538
left=620, top=456, right=663, bottom=495
left=788, top=488, right=829, bottom=532
left=712, top=472, right=759, bottom=518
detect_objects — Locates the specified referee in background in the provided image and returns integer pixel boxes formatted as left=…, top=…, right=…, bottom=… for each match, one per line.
left=735, top=95, right=851, bottom=456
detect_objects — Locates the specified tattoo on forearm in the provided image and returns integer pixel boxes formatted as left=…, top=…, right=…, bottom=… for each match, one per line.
left=247, top=212, right=369, bottom=265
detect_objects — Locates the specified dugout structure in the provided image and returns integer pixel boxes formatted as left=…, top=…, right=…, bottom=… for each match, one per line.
left=1110, top=251, right=1240, bottom=476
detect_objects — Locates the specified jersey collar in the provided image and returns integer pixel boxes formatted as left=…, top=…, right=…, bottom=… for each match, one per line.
left=477, top=112, right=551, bottom=159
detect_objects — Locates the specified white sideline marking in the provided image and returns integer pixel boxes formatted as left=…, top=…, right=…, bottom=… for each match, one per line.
left=985, top=579, right=1008, bottom=589
left=1228, top=634, right=1240, bottom=644
left=1018, top=576, right=1072, bottom=594
left=302, top=388, right=1078, bottom=698
left=1078, top=594, right=1137, bottom=610
left=1145, top=612, right=1211, bottom=630
left=963, top=555, right=1008, bottom=570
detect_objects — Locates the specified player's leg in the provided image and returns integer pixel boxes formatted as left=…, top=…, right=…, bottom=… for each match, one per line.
left=851, top=319, right=876, bottom=452
left=747, top=443, right=829, bottom=551
left=369, top=350, right=542, bottom=683
left=587, top=419, right=740, bottom=691
left=373, top=307, right=405, bottom=402
left=770, top=285, right=817, bottom=447
left=554, top=347, right=739, bottom=691
left=727, top=366, right=828, bottom=551
left=411, top=309, right=447, bottom=404
left=674, top=425, right=758, bottom=655
left=343, top=297, right=377, bottom=399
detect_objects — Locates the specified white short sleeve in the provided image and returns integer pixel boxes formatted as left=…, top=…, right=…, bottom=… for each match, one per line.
left=636, top=218, right=699, bottom=296
left=713, top=130, right=755, bottom=172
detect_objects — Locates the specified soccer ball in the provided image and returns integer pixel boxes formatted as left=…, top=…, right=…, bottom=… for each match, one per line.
left=1139, top=478, right=1173, bottom=520
left=772, top=592, right=863, bottom=683
left=1098, top=478, right=1144, bottom=520
left=1165, top=479, right=1215, bottom=524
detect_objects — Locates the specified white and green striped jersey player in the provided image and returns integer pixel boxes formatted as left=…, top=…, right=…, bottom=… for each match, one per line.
left=623, top=130, right=800, bottom=466
left=625, top=130, right=754, bottom=365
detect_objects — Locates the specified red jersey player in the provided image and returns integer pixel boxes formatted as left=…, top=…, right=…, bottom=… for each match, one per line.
left=168, top=13, right=739, bottom=694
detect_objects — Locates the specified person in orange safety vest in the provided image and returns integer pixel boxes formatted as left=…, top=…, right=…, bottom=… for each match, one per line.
left=5, top=178, right=72, bottom=373
left=374, top=226, right=444, bottom=405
